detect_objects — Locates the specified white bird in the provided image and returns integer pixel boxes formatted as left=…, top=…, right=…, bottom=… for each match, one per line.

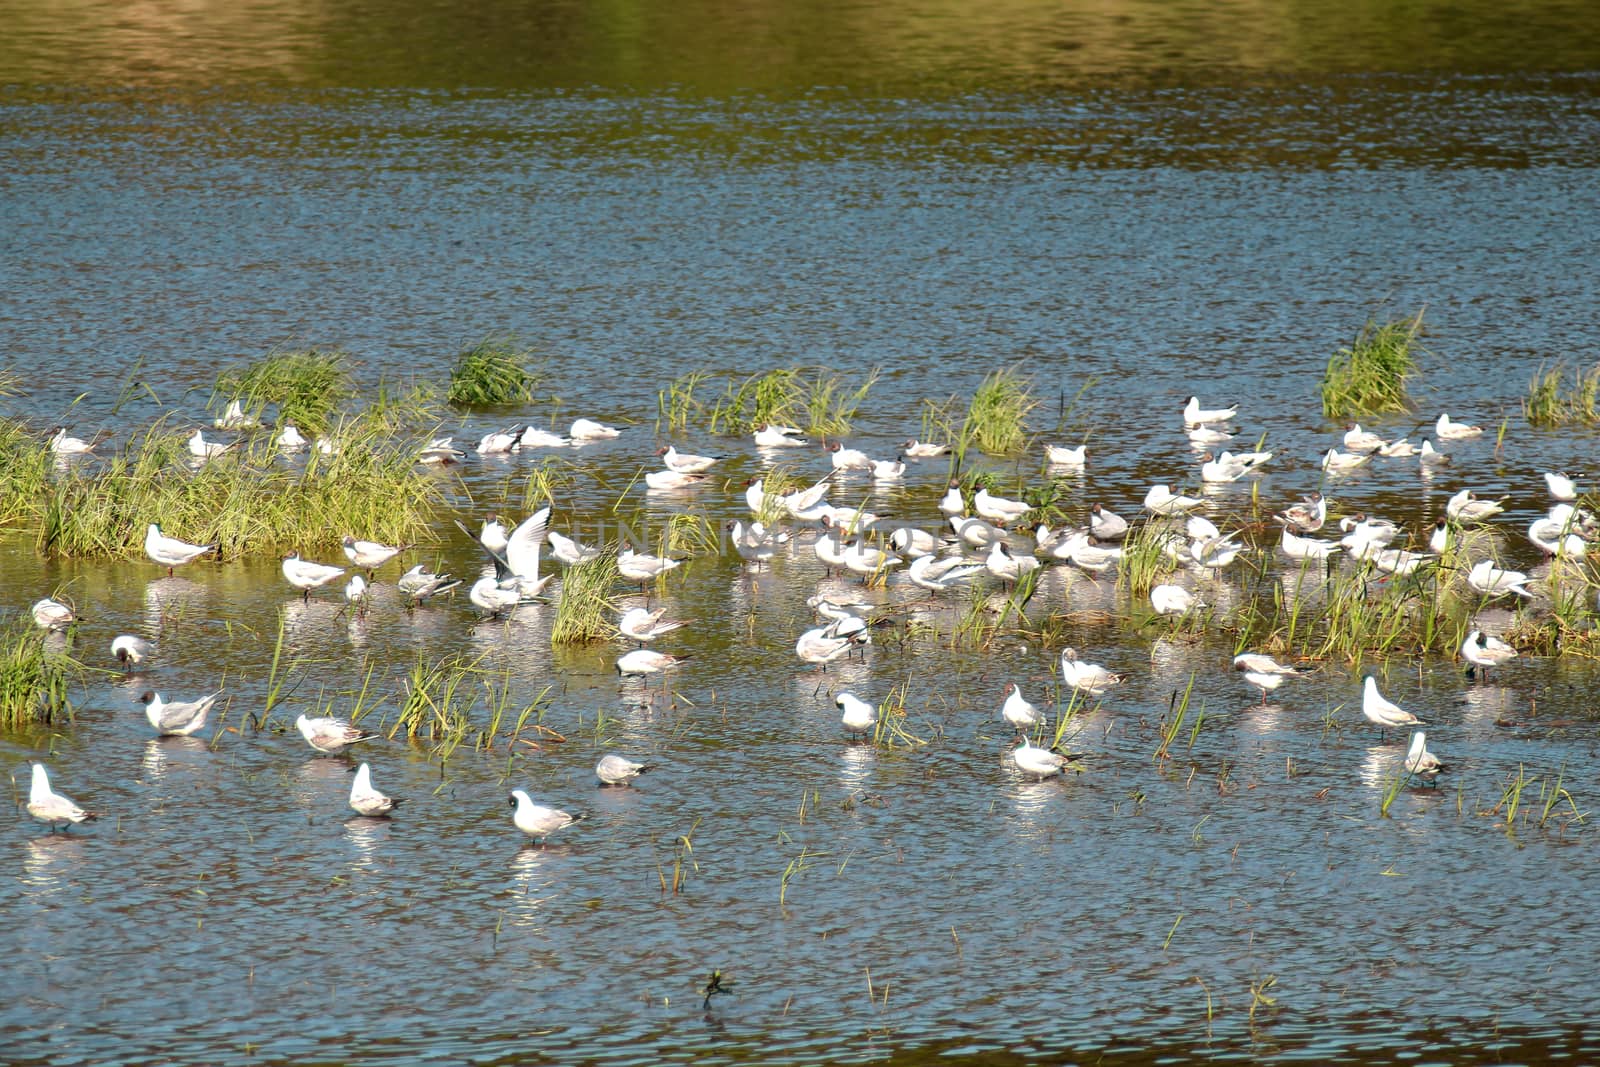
left=645, top=469, right=709, bottom=491
left=509, top=790, right=586, bottom=843
left=973, top=487, right=1030, bottom=525
left=417, top=437, right=466, bottom=465
left=1000, top=683, right=1042, bottom=730
left=48, top=427, right=99, bottom=455
left=277, top=424, right=308, bottom=453
left=1370, top=547, right=1432, bottom=576
left=519, top=427, right=571, bottom=448
left=1150, top=584, right=1200, bottom=616
left=727, top=519, right=783, bottom=568
left=295, top=713, right=376, bottom=755
left=478, top=516, right=509, bottom=555
left=343, top=573, right=369, bottom=611
left=1418, top=439, right=1451, bottom=466
left=795, top=624, right=865, bottom=669
left=1035, top=523, right=1089, bottom=561
left=617, top=545, right=681, bottom=588
left=31, top=598, right=76, bottom=631
left=1361, top=676, right=1423, bottom=736
left=1185, top=515, right=1221, bottom=541
left=596, top=753, right=649, bottom=787
left=1544, top=471, right=1579, bottom=501
left=871, top=455, right=907, bottom=481
left=938, top=480, right=965, bottom=518
left=1185, top=424, right=1235, bottom=446
left=619, top=606, right=688, bottom=644
left=314, top=436, right=339, bottom=456
left=476, top=426, right=523, bottom=454
left=887, top=526, right=937, bottom=559
left=842, top=538, right=902, bottom=580
left=469, top=575, right=524, bottom=617
left=753, top=423, right=808, bottom=448
left=1377, top=438, right=1417, bottom=458
left=342, top=534, right=404, bottom=573
left=26, top=764, right=95, bottom=830
left=1321, top=448, right=1371, bottom=472
left=1143, top=484, right=1203, bottom=516
left=1435, top=412, right=1483, bottom=440
left=396, top=564, right=461, bottom=604
left=111, top=634, right=153, bottom=669
left=1276, top=492, right=1327, bottom=533
left=1060, top=648, right=1125, bottom=696
left=281, top=552, right=346, bottom=600
left=569, top=418, right=622, bottom=440
left=1342, top=423, right=1385, bottom=453
left=1089, top=503, right=1129, bottom=541
left=949, top=514, right=1002, bottom=548
left=1183, top=396, right=1237, bottom=426
left=1067, top=539, right=1123, bottom=574
left=616, top=649, right=687, bottom=677
left=501, top=508, right=554, bottom=597
left=1280, top=527, right=1342, bottom=561
left=827, top=442, right=873, bottom=471
left=836, top=692, right=877, bottom=738
left=905, top=553, right=985, bottom=591
left=1445, top=488, right=1505, bottom=523
left=187, top=429, right=234, bottom=459
left=142, top=523, right=213, bottom=575
left=1011, top=736, right=1074, bottom=780
left=901, top=439, right=949, bottom=459
left=546, top=529, right=600, bottom=567
left=139, top=689, right=221, bottom=736
left=213, top=399, right=258, bottom=430
left=1199, top=452, right=1258, bottom=483
left=1232, top=653, right=1301, bottom=704
left=1466, top=559, right=1534, bottom=599
left=1461, top=629, right=1518, bottom=677
left=349, top=762, right=401, bottom=817
left=1527, top=512, right=1588, bottom=557
left=1428, top=518, right=1452, bottom=555
left=985, top=541, right=1040, bottom=585
left=658, top=444, right=720, bottom=473
left=1045, top=443, right=1087, bottom=467
left=1403, top=731, right=1445, bottom=778
left=782, top=475, right=834, bottom=523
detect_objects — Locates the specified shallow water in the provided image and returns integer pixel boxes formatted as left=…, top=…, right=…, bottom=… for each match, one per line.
left=6, top=0, right=1600, bottom=1063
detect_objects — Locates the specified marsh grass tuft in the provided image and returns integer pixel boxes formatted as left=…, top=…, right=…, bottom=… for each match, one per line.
left=1319, top=309, right=1424, bottom=418
left=691, top=365, right=877, bottom=436
left=551, top=548, right=621, bottom=647
left=0, top=419, right=53, bottom=527
left=960, top=367, right=1039, bottom=457
left=214, top=348, right=355, bottom=436
left=0, top=621, right=80, bottom=729
left=1523, top=361, right=1600, bottom=427
left=447, top=336, right=545, bottom=407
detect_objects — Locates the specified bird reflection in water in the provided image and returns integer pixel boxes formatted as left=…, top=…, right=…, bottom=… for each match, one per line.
left=22, top=835, right=85, bottom=896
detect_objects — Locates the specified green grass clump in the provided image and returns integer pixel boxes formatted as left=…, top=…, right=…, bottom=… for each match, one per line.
left=446, top=337, right=544, bottom=407
left=703, top=365, right=878, bottom=436
left=1319, top=310, right=1424, bottom=418
left=0, top=419, right=53, bottom=527
left=0, top=621, right=80, bottom=728
left=1523, top=361, right=1600, bottom=427
left=551, top=548, right=621, bottom=647
left=961, top=367, right=1039, bottom=456
left=214, top=348, right=355, bottom=436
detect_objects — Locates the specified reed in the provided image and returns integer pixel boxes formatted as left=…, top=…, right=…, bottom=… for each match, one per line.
left=551, top=548, right=621, bottom=647
left=214, top=348, right=355, bottom=436
left=657, top=818, right=701, bottom=895
left=657, top=370, right=709, bottom=434
left=1116, top=520, right=1178, bottom=600
left=1153, top=674, right=1197, bottom=762
left=446, top=337, right=545, bottom=407
left=1319, top=309, right=1423, bottom=418
left=1523, top=361, right=1600, bottom=427
left=870, top=681, right=926, bottom=748
left=960, top=367, right=1039, bottom=456
left=391, top=651, right=491, bottom=745
left=703, top=365, right=877, bottom=436
left=0, top=621, right=80, bottom=729
left=0, top=419, right=53, bottom=527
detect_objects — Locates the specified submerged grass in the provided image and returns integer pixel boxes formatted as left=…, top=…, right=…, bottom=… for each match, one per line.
left=447, top=337, right=545, bottom=407
left=1320, top=309, right=1424, bottom=418
left=0, top=621, right=81, bottom=729
left=213, top=348, right=355, bottom=436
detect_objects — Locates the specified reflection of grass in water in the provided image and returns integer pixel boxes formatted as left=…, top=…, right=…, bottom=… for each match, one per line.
left=0, top=620, right=80, bottom=729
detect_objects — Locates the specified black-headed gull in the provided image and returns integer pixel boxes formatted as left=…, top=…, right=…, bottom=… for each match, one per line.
left=1466, top=559, right=1534, bottom=599
left=519, top=426, right=570, bottom=448
left=870, top=455, right=906, bottom=481
left=1232, top=653, right=1302, bottom=704
left=1000, top=683, right=1041, bottom=730
left=281, top=552, right=345, bottom=600
left=296, top=713, right=376, bottom=755
left=1434, top=412, right=1483, bottom=440
left=27, top=763, right=96, bottom=830
left=753, top=423, right=807, bottom=448
left=616, top=649, right=687, bottom=677
left=112, top=634, right=153, bottom=669
left=1011, top=736, right=1075, bottom=780
left=213, top=399, right=258, bottom=430
left=901, top=438, right=949, bottom=459
left=795, top=624, right=865, bottom=670
left=938, top=480, right=965, bottom=517
left=1361, top=676, right=1423, bottom=737
left=1089, top=503, right=1129, bottom=541
left=905, top=553, right=984, bottom=591
left=349, top=762, right=401, bottom=816
left=1045, top=443, right=1087, bottom=467
left=342, top=534, right=404, bottom=573
left=985, top=541, right=1039, bottom=585
left=1445, top=489, right=1505, bottom=523
left=569, top=418, right=621, bottom=440
left=617, top=545, right=681, bottom=588
left=139, top=689, right=221, bottom=736
left=645, top=469, right=709, bottom=491
left=547, top=529, right=600, bottom=566
left=469, top=575, right=524, bottom=617
left=396, top=564, right=461, bottom=605
left=1341, top=423, right=1385, bottom=453
left=657, top=444, right=720, bottom=473
left=1279, top=527, right=1342, bottom=560
left=476, top=426, right=525, bottom=454
left=1403, top=731, right=1445, bottom=779
left=145, top=523, right=214, bottom=576
left=1321, top=447, right=1371, bottom=473
left=277, top=424, right=308, bottom=453
left=1276, top=492, right=1327, bottom=533
left=1183, top=396, right=1237, bottom=426
left=973, top=487, right=1030, bottom=525
left=827, top=442, right=873, bottom=471
left=187, top=429, right=234, bottom=459
left=48, top=427, right=100, bottom=455
left=509, top=790, right=586, bottom=843
left=31, top=598, right=76, bottom=631
left=1150, top=584, right=1200, bottom=616
left=1461, top=629, right=1517, bottom=678
left=1143, top=484, right=1203, bottom=516
left=596, top=753, right=650, bottom=786
left=1060, top=648, right=1125, bottom=696
left=619, top=606, right=688, bottom=644
left=836, top=692, right=877, bottom=738
left=1544, top=471, right=1580, bottom=501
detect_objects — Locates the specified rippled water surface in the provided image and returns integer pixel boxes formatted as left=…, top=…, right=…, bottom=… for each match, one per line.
left=5, top=0, right=1600, bottom=1063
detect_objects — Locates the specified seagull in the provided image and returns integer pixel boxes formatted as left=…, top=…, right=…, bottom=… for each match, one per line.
left=782, top=475, right=834, bottom=523
left=476, top=426, right=524, bottom=454
left=213, top=399, right=258, bottom=430
left=1060, top=648, right=1125, bottom=697
left=343, top=574, right=369, bottom=612
left=509, top=790, right=586, bottom=843
left=1045, top=443, right=1087, bottom=467
left=1232, top=653, right=1302, bottom=704
left=341, top=535, right=404, bottom=573
left=139, top=689, right=221, bottom=736
left=1466, top=559, right=1534, bottom=599
left=1429, top=518, right=1453, bottom=555
left=1280, top=527, right=1342, bottom=560
left=618, top=606, right=688, bottom=644
left=1011, top=736, right=1075, bottom=780
left=616, top=649, right=687, bottom=678
left=645, top=469, right=709, bottom=491
left=295, top=713, right=376, bottom=755
left=1185, top=423, right=1235, bottom=446
left=1377, top=438, right=1417, bottom=458
left=1528, top=511, right=1588, bottom=557
left=596, top=753, right=649, bottom=787
left=728, top=519, right=783, bottom=568
left=836, top=692, right=877, bottom=739
left=1183, top=396, right=1237, bottom=426
left=974, top=487, right=1031, bottom=525
left=396, top=564, right=461, bottom=605
left=753, top=423, right=808, bottom=448
left=1150, top=584, right=1200, bottom=616
left=1461, top=629, right=1518, bottom=678
left=1089, top=503, right=1129, bottom=541
left=1418, top=440, right=1451, bottom=466
left=870, top=455, right=907, bottom=481
left=617, top=545, right=681, bottom=589
left=469, top=575, right=524, bottom=617
left=1001, top=683, right=1042, bottom=730
left=1067, top=539, right=1123, bottom=574
left=1321, top=447, right=1371, bottom=472
left=48, top=427, right=100, bottom=455
left=569, top=418, right=622, bottom=440
left=349, top=762, right=401, bottom=816
left=1544, top=471, right=1580, bottom=501
left=281, top=552, right=346, bottom=600
left=547, top=529, right=600, bottom=567
left=1435, top=412, right=1483, bottom=440
left=31, top=598, right=77, bottom=631
left=905, top=553, right=985, bottom=592
left=1144, top=484, right=1203, bottom=516
left=1342, top=423, right=1386, bottom=453
left=658, top=444, right=720, bottom=473
left=111, top=634, right=153, bottom=669
left=949, top=514, right=1001, bottom=549
left=938, top=480, right=965, bottom=517
left=1445, top=489, right=1505, bottom=523
left=1361, top=676, right=1423, bottom=738
left=1276, top=492, right=1327, bottom=533
left=501, top=508, right=554, bottom=597
left=187, top=429, right=234, bottom=460
left=985, top=541, right=1040, bottom=585
left=901, top=439, right=949, bottom=459
left=417, top=437, right=466, bottom=465
left=887, top=526, right=938, bottom=559
left=26, top=764, right=96, bottom=831
left=477, top=515, right=510, bottom=555
left=519, top=427, right=571, bottom=448
left=826, top=442, right=873, bottom=471
left=1403, top=731, right=1445, bottom=779
left=795, top=624, right=866, bottom=670
left=277, top=424, right=308, bottom=453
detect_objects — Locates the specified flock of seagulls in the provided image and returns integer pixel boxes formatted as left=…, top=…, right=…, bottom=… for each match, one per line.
left=16, top=389, right=1587, bottom=836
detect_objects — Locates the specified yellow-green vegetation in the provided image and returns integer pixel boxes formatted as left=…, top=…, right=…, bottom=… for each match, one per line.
left=960, top=367, right=1039, bottom=455
left=1524, top=361, right=1600, bottom=427
left=0, top=621, right=80, bottom=729
left=1319, top=309, right=1424, bottom=418
left=551, top=547, right=621, bottom=647
left=659, top=365, right=877, bottom=436
left=446, top=336, right=545, bottom=407
left=213, top=348, right=355, bottom=436
left=0, top=419, right=53, bottom=527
